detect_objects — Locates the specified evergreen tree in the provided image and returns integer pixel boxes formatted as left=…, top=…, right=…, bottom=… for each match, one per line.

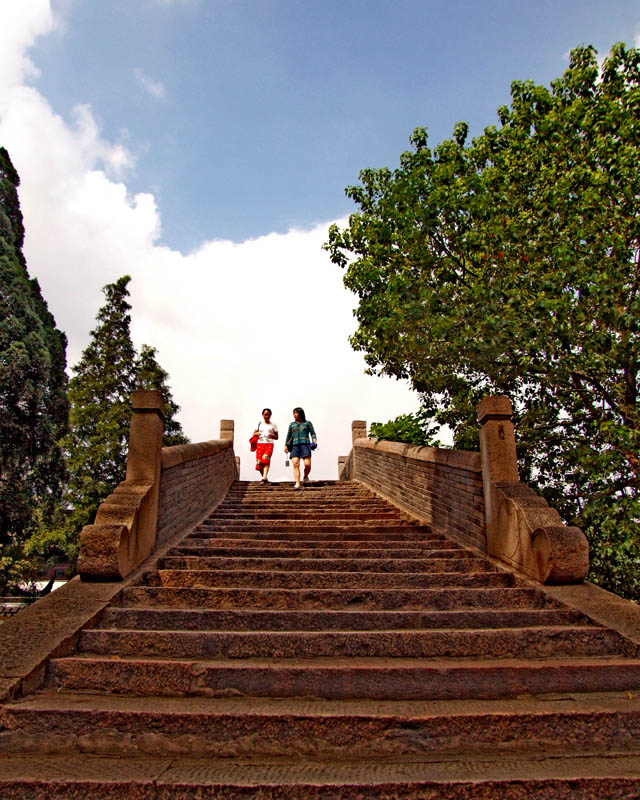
left=59, top=275, right=137, bottom=546
left=136, top=344, right=189, bottom=447
left=0, top=147, right=68, bottom=590
left=44, top=277, right=189, bottom=564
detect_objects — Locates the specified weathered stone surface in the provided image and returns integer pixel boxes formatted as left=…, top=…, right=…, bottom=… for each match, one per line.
left=4, top=477, right=640, bottom=795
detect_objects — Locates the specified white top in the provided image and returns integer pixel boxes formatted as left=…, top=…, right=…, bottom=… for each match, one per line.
left=257, top=421, right=278, bottom=444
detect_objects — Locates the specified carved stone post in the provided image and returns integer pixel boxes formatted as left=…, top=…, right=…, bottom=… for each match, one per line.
left=477, top=395, right=588, bottom=584
left=78, top=390, right=164, bottom=581
left=220, top=419, right=234, bottom=442
left=477, top=396, right=518, bottom=543
left=351, top=420, right=367, bottom=445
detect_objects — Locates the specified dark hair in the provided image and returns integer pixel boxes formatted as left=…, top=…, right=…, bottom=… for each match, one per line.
left=293, top=407, right=306, bottom=421
left=262, top=408, right=272, bottom=415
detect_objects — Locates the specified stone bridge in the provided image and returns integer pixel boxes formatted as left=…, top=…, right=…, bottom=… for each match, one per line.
left=2, top=390, right=640, bottom=797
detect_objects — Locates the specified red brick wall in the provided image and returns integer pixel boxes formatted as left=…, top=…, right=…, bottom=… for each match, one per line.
left=156, top=440, right=237, bottom=545
left=348, top=439, right=486, bottom=551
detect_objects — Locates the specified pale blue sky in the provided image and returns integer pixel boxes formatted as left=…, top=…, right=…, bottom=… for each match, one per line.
left=32, top=0, right=640, bottom=251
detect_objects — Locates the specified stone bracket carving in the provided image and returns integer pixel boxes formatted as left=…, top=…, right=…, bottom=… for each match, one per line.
left=492, top=482, right=589, bottom=584
left=78, top=481, right=154, bottom=581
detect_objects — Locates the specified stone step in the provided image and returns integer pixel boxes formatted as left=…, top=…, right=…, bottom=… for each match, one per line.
left=149, top=568, right=513, bottom=590
left=188, top=528, right=440, bottom=542
left=156, top=555, right=495, bottom=573
left=118, top=585, right=538, bottom=611
left=193, top=521, right=425, bottom=533
left=213, top=511, right=404, bottom=520
left=4, top=750, right=640, bottom=799
left=48, top=655, right=640, bottom=700
left=99, top=607, right=588, bottom=632
left=4, top=691, right=640, bottom=760
left=165, top=546, right=469, bottom=560
left=170, top=539, right=464, bottom=553
left=76, top=626, right=629, bottom=660
left=217, top=500, right=394, bottom=509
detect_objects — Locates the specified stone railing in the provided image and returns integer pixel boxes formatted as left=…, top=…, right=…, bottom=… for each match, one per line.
left=78, top=391, right=237, bottom=581
left=340, top=398, right=589, bottom=585
left=339, top=421, right=485, bottom=551
left=157, top=430, right=238, bottom=546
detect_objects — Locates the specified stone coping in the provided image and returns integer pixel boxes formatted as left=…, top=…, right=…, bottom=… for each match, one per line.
left=354, top=438, right=481, bottom=472
left=161, top=438, right=233, bottom=469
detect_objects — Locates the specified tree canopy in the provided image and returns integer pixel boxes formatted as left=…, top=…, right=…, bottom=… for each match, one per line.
left=0, top=147, right=68, bottom=590
left=324, top=44, right=640, bottom=599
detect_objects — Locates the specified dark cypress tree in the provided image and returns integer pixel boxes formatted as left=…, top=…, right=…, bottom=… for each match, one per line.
left=0, top=147, right=68, bottom=590
left=60, top=275, right=137, bottom=543
left=136, top=344, right=189, bottom=447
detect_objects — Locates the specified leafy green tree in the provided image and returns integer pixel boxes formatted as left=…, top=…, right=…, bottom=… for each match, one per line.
left=57, top=275, right=137, bottom=553
left=325, top=44, right=640, bottom=599
left=370, top=410, right=441, bottom=447
left=36, top=278, right=189, bottom=564
left=0, top=147, right=68, bottom=590
left=136, top=344, right=189, bottom=447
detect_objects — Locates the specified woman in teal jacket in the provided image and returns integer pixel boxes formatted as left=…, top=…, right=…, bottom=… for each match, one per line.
left=284, top=407, right=317, bottom=489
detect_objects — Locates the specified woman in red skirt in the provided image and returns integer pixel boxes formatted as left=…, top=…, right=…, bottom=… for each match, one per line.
left=254, top=408, right=279, bottom=483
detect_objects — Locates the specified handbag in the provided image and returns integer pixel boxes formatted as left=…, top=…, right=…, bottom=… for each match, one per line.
left=249, top=421, right=261, bottom=452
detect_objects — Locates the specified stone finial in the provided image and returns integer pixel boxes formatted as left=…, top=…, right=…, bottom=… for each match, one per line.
left=477, top=396, right=518, bottom=483
left=220, top=419, right=234, bottom=442
left=132, top=389, right=165, bottom=419
left=351, top=420, right=367, bottom=445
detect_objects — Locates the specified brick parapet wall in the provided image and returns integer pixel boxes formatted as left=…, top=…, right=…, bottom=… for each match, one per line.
left=156, top=439, right=237, bottom=545
left=349, top=438, right=486, bottom=551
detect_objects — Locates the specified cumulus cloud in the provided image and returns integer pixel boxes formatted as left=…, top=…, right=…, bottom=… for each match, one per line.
left=0, top=1, right=419, bottom=481
left=133, top=68, right=166, bottom=101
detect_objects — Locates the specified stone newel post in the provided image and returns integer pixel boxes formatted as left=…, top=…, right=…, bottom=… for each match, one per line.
left=477, top=395, right=588, bottom=584
left=477, top=396, right=518, bottom=539
left=220, top=419, right=235, bottom=442
left=352, top=420, right=367, bottom=445
left=78, top=389, right=165, bottom=581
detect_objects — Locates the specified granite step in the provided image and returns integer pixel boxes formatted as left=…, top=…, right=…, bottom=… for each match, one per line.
left=76, top=626, right=630, bottom=660
left=192, top=521, right=425, bottom=533
left=169, top=540, right=465, bottom=553
left=4, top=750, right=640, bottom=799
left=148, top=568, right=514, bottom=589
left=212, top=511, right=404, bottom=520
left=47, top=655, right=640, bottom=700
left=162, top=547, right=473, bottom=561
left=188, top=528, right=440, bottom=541
left=99, top=607, right=588, bottom=632
left=155, top=556, right=496, bottom=573
left=4, top=691, right=640, bottom=759
left=118, top=585, right=539, bottom=611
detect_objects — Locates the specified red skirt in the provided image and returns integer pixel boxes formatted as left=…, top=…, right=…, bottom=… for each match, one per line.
left=255, top=442, right=274, bottom=468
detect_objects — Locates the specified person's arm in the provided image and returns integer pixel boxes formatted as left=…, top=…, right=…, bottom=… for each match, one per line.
left=308, top=421, right=317, bottom=443
left=272, top=424, right=279, bottom=441
left=285, top=423, right=293, bottom=452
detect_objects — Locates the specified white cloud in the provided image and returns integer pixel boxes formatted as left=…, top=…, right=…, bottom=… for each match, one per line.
left=0, top=1, right=420, bottom=482
left=134, top=68, right=166, bottom=101
left=0, top=0, right=55, bottom=89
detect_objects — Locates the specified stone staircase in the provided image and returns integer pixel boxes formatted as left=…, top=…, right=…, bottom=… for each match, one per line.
left=3, top=479, right=640, bottom=797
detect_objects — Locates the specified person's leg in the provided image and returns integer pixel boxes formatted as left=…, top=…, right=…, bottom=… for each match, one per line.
left=292, top=456, right=301, bottom=487
left=302, top=456, right=311, bottom=481
left=263, top=462, right=270, bottom=480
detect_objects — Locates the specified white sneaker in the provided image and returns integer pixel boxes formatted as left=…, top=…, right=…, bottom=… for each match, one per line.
left=294, top=483, right=301, bottom=490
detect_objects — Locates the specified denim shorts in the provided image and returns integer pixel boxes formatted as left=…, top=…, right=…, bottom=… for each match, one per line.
left=290, top=444, right=311, bottom=459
